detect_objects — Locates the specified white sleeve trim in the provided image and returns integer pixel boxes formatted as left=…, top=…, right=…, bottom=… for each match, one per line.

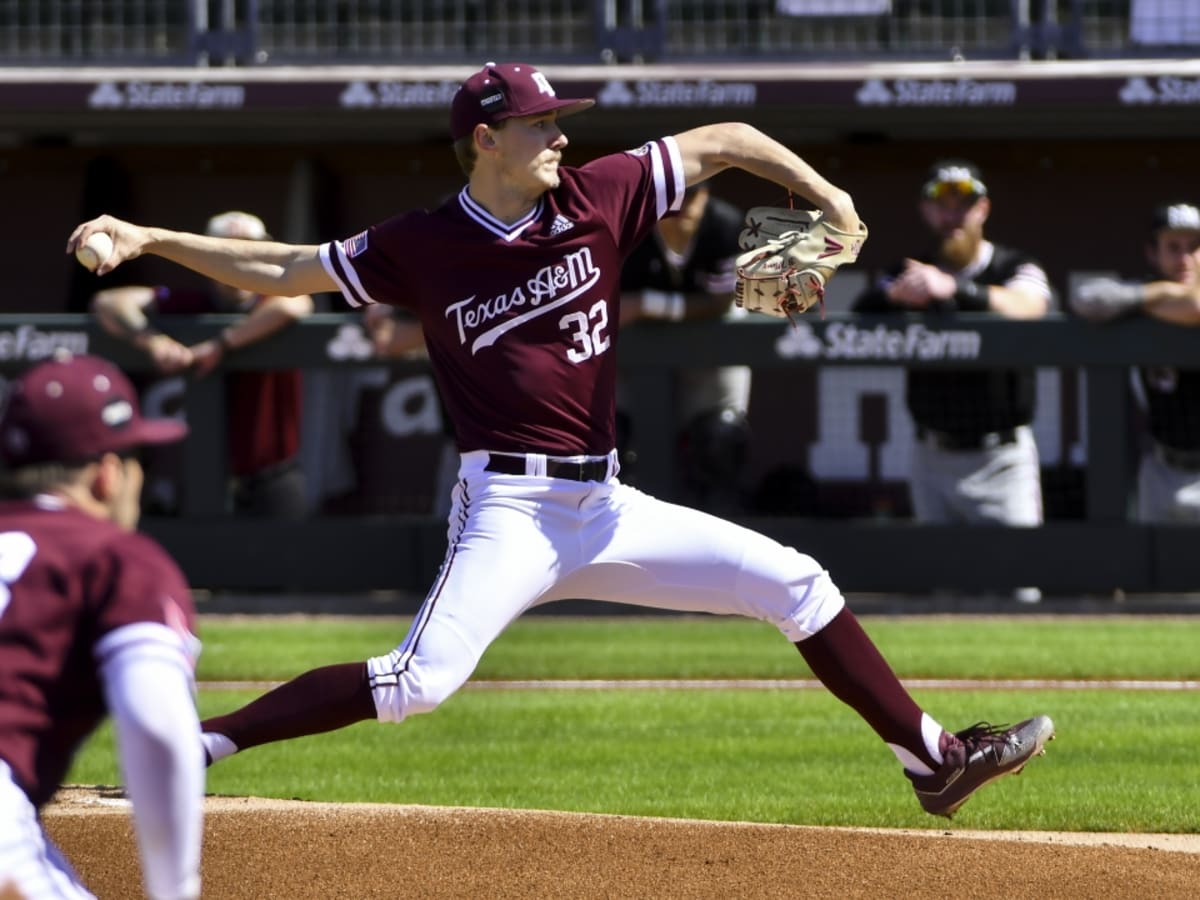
left=318, top=241, right=379, bottom=309
left=647, top=137, right=686, bottom=221
left=95, top=621, right=198, bottom=673
left=663, top=135, right=685, bottom=213
left=101, top=635, right=204, bottom=900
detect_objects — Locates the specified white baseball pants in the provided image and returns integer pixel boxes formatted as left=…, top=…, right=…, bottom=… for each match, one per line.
left=0, top=761, right=95, bottom=900
left=367, top=450, right=845, bottom=722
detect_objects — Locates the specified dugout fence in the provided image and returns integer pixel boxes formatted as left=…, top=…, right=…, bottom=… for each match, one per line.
left=1, top=2, right=1197, bottom=67
left=2, top=312, right=1197, bottom=598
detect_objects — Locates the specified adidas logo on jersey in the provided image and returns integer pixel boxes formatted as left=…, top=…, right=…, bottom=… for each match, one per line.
left=549, top=214, right=575, bottom=237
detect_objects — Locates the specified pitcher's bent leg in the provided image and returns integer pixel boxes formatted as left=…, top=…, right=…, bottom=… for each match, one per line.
left=201, top=662, right=375, bottom=760
left=368, top=609, right=486, bottom=723
left=568, top=489, right=947, bottom=772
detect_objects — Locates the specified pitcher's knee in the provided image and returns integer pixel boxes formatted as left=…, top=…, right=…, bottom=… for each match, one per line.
left=777, top=565, right=845, bottom=642
left=367, top=653, right=468, bottom=723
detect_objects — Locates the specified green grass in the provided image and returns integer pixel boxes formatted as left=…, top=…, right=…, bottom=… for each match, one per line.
left=65, top=614, right=1200, bottom=832
left=196, top=614, right=1200, bottom=681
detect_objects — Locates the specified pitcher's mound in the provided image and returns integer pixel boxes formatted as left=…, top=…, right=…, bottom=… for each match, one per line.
left=44, top=786, right=1200, bottom=899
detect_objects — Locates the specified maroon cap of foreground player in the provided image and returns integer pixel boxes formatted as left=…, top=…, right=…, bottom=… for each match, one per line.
left=0, top=353, right=187, bottom=466
left=449, top=62, right=595, bottom=141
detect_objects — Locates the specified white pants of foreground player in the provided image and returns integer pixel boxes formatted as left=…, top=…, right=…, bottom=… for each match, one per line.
left=0, top=761, right=95, bottom=900
left=368, top=450, right=846, bottom=722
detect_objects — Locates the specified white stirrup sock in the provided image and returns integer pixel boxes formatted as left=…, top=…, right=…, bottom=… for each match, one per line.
left=201, top=732, right=238, bottom=763
left=888, top=713, right=946, bottom=776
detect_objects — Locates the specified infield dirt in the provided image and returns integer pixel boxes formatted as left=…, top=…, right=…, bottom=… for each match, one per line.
left=43, top=786, right=1200, bottom=899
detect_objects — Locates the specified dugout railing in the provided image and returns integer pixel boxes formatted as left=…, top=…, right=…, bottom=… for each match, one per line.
left=1, top=2, right=1197, bottom=67
left=2, top=312, right=1198, bottom=598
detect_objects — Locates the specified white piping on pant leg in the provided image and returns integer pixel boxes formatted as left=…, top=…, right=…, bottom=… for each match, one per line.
left=368, top=613, right=481, bottom=723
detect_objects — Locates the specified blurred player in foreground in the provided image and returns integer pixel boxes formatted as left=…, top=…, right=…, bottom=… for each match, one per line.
left=68, top=62, right=1053, bottom=819
left=1071, top=201, right=1200, bottom=521
left=0, top=354, right=203, bottom=900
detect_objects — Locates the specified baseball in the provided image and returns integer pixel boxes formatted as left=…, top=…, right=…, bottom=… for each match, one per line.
left=75, top=231, right=113, bottom=272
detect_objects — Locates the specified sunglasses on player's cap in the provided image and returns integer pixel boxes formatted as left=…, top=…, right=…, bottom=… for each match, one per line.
left=449, top=62, right=595, bottom=142
left=922, top=159, right=988, bottom=202
left=0, top=353, right=187, bottom=467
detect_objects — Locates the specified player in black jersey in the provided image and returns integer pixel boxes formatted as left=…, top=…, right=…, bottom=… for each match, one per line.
left=1071, top=202, right=1200, bottom=521
left=618, top=182, right=751, bottom=513
left=854, top=160, right=1055, bottom=602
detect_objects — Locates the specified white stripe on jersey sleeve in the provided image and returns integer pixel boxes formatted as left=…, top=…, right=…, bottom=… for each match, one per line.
left=648, top=141, right=669, bottom=220
left=95, top=621, right=197, bottom=674
left=1006, top=262, right=1053, bottom=300
left=663, top=136, right=685, bottom=213
left=318, top=242, right=378, bottom=309
left=647, top=137, right=685, bottom=221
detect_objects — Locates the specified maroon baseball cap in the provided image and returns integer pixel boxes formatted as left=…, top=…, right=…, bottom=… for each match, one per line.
left=0, top=354, right=187, bottom=466
left=449, top=62, right=594, bottom=141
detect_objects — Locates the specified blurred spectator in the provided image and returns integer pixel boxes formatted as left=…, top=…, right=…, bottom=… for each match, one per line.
left=853, top=159, right=1055, bottom=601
left=1070, top=201, right=1200, bottom=521
left=618, top=182, right=751, bottom=514
left=350, top=307, right=458, bottom=520
left=90, top=211, right=314, bottom=518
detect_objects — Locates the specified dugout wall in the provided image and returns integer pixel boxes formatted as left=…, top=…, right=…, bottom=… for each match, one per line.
left=5, top=57, right=1200, bottom=598
left=0, top=313, right=1193, bottom=598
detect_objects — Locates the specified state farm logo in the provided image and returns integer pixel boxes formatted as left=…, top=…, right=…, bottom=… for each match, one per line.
left=0, top=326, right=88, bottom=361
left=326, top=324, right=373, bottom=361
left=774, top=322, right=824, bottom=359
left=87, top=81, right=245, bottom=109
left=596, top=79, right=755, bottom=107
left=776, top=322, right=982, bottom=361
left=339, top=80, right=459, bottom=109
left=1119, top=76, right=1200, bottom=105
left=856, top=78, right=1016, bottom=107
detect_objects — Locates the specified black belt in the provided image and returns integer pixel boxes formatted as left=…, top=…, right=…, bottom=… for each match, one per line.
left=917, top=427, right=1018, bottom=451
left=485, top=453, right=610, bottom=482
left=1157, top=444, right=1200, bottom=472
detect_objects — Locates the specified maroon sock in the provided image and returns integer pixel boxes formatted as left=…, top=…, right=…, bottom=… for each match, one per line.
left=794, top=608, right=938, bottom=770
left=201, top=662, right=376, bottom=752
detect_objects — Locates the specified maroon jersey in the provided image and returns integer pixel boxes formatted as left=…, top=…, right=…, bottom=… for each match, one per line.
left=0, top=498, right=197, bottom=807
left=154, top=287, right=302, bottom=475
left=321, top=137, right=685, bottom=454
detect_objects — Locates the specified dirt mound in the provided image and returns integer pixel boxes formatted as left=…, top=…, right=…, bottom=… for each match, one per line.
left=43, top=786, right=1200, bottom=899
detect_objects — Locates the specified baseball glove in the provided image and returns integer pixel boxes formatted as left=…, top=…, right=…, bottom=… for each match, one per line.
left=734, top=207, right=868, bottom=321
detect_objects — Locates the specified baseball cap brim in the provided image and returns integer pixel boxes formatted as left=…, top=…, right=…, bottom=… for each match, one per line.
left=502, top=96, right=595, bottom=125
left=92, top=417, right=189, bottom=461
left=126, top=418, right=189, bottom=448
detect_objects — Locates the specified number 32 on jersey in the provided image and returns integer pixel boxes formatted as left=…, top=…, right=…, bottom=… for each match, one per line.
left=560, top=299, right=611, bottom=364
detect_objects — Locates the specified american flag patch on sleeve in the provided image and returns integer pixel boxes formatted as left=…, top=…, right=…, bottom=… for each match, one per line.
left=344, top=230, right=370, bottom=258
